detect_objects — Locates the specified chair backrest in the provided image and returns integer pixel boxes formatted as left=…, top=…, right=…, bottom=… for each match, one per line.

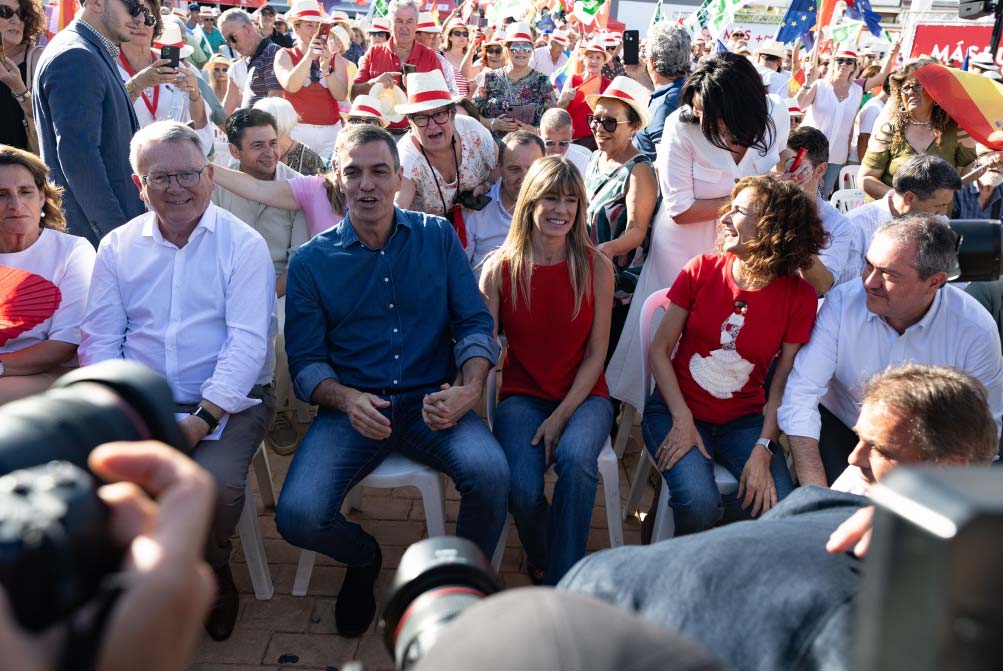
left=830, top=188, right=867, bottom=214
left=838, top=164, right=858, bottom=191
left=639, top=290, right=672, bottom=405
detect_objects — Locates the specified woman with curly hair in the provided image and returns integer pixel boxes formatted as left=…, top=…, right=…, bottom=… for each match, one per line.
left=0, top=0, right=46, bottom=152
left=642, top=176, right=825, bottom=536
left=858, top=57, right=977, bottom=200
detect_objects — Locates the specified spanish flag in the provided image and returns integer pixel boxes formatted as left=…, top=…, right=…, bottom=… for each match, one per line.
left=914, top=63, right=1003, bottom=150
left=787, top=67, right=806, bottom=97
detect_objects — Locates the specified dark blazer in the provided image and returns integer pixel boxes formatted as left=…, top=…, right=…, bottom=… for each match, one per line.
left=33, top=19, right=145, bottom=247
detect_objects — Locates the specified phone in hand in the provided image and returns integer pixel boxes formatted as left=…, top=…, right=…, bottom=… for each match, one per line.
left=788, top=147, right=808, bottom=174
left=317, top=22, right=332, bottom=42
left=160, top=45, right=180, bottom=69
left=404, top=63, right=417, bottom=76
left=623, top=30, right=639, bottom=66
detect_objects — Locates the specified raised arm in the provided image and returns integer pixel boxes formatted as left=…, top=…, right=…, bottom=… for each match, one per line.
left=211, top=163, right=299, bottom=210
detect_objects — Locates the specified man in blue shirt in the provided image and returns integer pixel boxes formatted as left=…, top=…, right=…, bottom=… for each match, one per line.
left=277, top=124, right=509, bottom=637
left=953, top=144, right=1003, bottom=221
left=633, top=23, right=691, bottom=159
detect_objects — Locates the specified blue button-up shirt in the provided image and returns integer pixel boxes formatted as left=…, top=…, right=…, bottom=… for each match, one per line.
left=953, top=182, right=1003, bottom=221
left=633, top=76, right=686, bottom=159
left=285, top=208, right=500, bottom=401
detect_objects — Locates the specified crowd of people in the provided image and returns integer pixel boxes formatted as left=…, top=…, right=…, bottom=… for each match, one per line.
left=2, top=0, right=1003, bottom=666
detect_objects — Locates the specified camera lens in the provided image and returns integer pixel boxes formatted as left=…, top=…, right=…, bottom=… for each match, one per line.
left=949, top=220, right=1003, bottom=282
left=381, top=537, right=502, bottom=671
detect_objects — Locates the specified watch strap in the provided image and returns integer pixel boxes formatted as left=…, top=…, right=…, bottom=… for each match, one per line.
left=192, top=406, right=219, bottom=432
left=755, top=438, right=777, bottom=456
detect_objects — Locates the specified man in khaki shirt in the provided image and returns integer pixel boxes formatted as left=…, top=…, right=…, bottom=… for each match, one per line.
left=213, top=108, right=309, bottom=454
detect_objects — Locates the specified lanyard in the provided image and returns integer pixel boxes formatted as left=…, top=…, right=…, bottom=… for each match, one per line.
left=118, top=52, right=160, bottom=118
left=419, top=136, right=467, bottom=246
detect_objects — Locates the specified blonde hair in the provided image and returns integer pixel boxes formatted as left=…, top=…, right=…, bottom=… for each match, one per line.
left=481, top=156, right=611, bottom=318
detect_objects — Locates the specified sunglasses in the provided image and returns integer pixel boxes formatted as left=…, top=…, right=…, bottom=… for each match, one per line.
left=762, top=54, right=780, bottom=62
left=410, top=106, right=455, bottom=127
left=485, top=46, right=503, bottom=55
left=835, top=58, right=856, bottom=65
left=508, top=43, right=532, bottom=54
left=347, top=116, right=381, bottom=125
left=370, top=30, right=390, bottom=39
left=605, top=46, right=617, bottom=51
left=226, top=31, right=240, bottom=44
left=260, top=9, right=276, bottom=16
left=587, top=114, right=629, bottom=132
left=0, top=5, right=27, bottom=20
left=543, top=139, right=571, bottom=149
left=121, top=0, right=156, bottom=26
left=451, top=30, right=468, bottom=37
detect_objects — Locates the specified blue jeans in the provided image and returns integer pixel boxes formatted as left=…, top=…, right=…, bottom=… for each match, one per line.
left=641, top=392, right=795, bottom=536
left=494, top=394, right=614, bottom=585
left=275, top=386, right=510, bottom=566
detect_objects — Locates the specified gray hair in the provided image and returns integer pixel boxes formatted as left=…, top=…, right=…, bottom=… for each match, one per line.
left=218, top=7, right=252, bottom=28
left=387, top=0, right=419, bottom=21
left=540, top=108, right=573, bottom=132
left=873, top=213, right=959, bottom=279
left=647, top=23, right=691, bottom=78
left=336, top=124, right=400, bottom=171
left=130, top=121, right=203, bottom=173
left=253, top=97, right=300, bottom=136
left=892, top=154, right=963, bottom=201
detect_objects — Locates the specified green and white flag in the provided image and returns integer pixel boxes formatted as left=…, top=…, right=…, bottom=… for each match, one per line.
left=648, top=0, right=664, bottom=32
left=487, top=0, right=525, bottom=24
left=830, top=19, right=864, bottom=47
left=684, top=0, right=754, bottom=40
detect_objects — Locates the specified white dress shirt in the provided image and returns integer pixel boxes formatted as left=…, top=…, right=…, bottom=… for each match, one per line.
left=778, top=280, right=1003, bottom=441
left=816, top=195, right=853, bottom=287
left=841, top=193, right=894, bottom=285
left=463, top=181, right=512, bottom=278
left=80, top=204, right=277, bottom=414
left=531, top=46, right=568, bottom=77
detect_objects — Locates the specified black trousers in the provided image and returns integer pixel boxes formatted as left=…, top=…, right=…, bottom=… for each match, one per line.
left=819, top=405, right=859, bottom=485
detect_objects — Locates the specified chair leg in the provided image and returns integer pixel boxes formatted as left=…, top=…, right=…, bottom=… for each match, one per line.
left=490, top=514, right=512, bottom=574
left=623, top=451, right=651, bottom=520
left=597, top=440, right=623, bottom=547
left=237, top=480, right=274, bottom=600
left=416, top=474, right=447, bottom=537
left=650, top=475, right=675, bottom=543
left=252, top=445, right=277, bottom=511
left=292, top=550, right=316, bottom=597
left=613, top=405, right=636, bottom=459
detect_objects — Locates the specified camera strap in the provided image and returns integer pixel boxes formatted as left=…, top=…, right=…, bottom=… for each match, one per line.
left=59, top=577, right=127, bottom=671
left=419, top=137, right=467, bottom=247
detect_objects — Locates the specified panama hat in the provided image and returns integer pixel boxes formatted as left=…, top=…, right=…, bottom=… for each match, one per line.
left=203, top=54, right=231, bottom=71
left=549, top=29, right=568, bottom=47
left=286, top=0, right=326, bottom=22
left=330, top=10, right=351, bottom=28
left=586, top=75, right=652, bottom=128
left=373, top=82, right=407, bottom=123
left=346, top=94, right=391, bottom=127
left=155, top=21, right=195, bottom=59
left=417, top=12, right=441, bottom=33
left=581, top=38, right=612, bottom=63
left=368, top=17, right=390, bottom=33
left=199, top=6, right=217, bottom=18
left=971, top=51, right=997, bottom=71
left=330, top=25, right=351, bottom=52
left=785, top=98, right=803, bottom=116
left=833, top=45, right=859, bottom=61
left=503, top=22, right=533, bottom=45
left=395, top=70, right=455, bottom=115
left=754, top=39, right=785, bottom=59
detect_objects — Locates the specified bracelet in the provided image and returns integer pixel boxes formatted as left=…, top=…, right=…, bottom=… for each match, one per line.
left=124, top=79, right=137, bottom=98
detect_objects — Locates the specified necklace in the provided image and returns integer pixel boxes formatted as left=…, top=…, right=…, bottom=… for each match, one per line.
left=906, top=117, right=932, bottom=126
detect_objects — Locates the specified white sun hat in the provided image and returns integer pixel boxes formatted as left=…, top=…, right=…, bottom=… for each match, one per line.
left=586, top=75, right=653, bottom=128
left=395, top=70, right=455, bottom=115
left=346, top=94, right=391, bottom=127
left=286, top=0, right=327, bottom=22
left=154, top=21, right=195, bottom=59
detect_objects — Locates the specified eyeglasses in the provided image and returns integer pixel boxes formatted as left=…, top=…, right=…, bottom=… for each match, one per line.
left=485, top=46, right=503, bottom=56
left=835, top=58, right=856, bottom=66
left=587, top=115, right=630, bottom=132
left=120, top=0, right=156, bottom=27
left=451, top=30, right=468, bottom=37
left=409, top=106, right=455, bottom=127
left=226, top=32, right=239, bottom=44
left=370, top=30, right=390, bottom=39
left=0, top=5, right=27, bottom=20
left=141, top=168, right=206, bottom=190
left=508, top=43, right=532, bottom=54
left=347, top=116, right=382, bottom=125
left=543, top=139, right=571, bottom=149
left=901, top=82, right=923, bottom=94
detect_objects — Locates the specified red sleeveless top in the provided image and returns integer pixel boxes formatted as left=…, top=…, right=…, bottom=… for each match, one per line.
left=499, top=254, right=608, bottom=402
left=281, top=47, right=342, bottom=126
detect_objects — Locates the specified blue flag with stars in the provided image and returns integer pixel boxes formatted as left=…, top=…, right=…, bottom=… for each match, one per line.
left=776, top=0, right=817, bottom=44
left=845, top=0, right=883, bottom=38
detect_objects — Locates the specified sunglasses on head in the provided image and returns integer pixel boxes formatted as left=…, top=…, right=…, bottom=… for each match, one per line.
left=0, top=4, right=27, bottom=20
left=485, top=46, right=503, bottom=55
left=121, top=0, right=156, bottom=26
left=587, top=114, right=629, bottom=132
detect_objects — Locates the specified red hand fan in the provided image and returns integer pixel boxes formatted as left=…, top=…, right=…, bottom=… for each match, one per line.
left=0, top=266, right=62, bottom=347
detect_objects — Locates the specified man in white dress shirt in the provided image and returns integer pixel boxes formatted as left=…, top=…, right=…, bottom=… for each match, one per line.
left=464, top=131, right=544, bottom=276
left=540, top=109, right=591, bottom=177
left=775, top=126, right=853, bottom=294
left=79, top=121, right=277, bottom=642
left=843, top=155, right=961, bottom=285
left=779, top=214, right=1003, bottom=486
left=530, top=29, right=569, bottom=77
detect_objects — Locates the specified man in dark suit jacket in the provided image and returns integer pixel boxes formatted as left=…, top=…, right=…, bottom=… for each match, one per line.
left=33, top=0, right=149, bottom=247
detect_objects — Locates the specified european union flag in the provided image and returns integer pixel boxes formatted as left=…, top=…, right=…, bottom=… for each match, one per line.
left=776, top=0, right=817, bottom=44
left=845, top=0, right=883, bottom=38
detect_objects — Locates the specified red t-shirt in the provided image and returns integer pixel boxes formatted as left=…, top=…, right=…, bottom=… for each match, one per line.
left=666, top=254, right=817, bottom=424
left=282, top=47, right=342, bottom=126
left=356, top=38, right=444, bottom=130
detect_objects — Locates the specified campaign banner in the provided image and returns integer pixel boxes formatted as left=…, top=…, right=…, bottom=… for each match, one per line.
left=907, top=22, right=996, bottom=67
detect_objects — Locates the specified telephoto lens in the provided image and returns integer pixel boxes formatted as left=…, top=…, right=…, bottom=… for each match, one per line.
left=380, top=537, right=503, bottom=671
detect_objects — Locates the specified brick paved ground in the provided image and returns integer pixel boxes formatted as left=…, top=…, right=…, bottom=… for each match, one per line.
left=188, top=416, right=652, bottom=671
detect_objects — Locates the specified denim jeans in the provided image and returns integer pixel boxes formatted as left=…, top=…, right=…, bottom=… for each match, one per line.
left=275, top=386, right=510, bottom=566
left=494, top=394, right=614, bottom=585
left=641, top=392, right=795, bottom=535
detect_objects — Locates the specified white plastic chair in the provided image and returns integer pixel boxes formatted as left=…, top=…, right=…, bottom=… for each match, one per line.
left=238, top=445, right=277, bottom=600
left=484, top=368, right=623, bottom=573
left=830, top=188, right=866, bottom=214
left=838, top=164, right=858, bottom=191
left=622, top=291, right=739, bottom=543
left=291, top=453, right=446, bottom=596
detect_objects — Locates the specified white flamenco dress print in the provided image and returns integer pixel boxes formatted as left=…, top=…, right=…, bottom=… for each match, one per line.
left=689, top=301, right=755, bottom=399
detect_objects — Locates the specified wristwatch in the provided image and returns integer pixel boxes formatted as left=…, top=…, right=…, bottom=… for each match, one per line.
left=192, top=405, right=219, bottom=432
left=13, top=88, right=30, bottom=102
left=755, top=438, right=778, bottom=456
left=0, top=360, right=5, bottom=377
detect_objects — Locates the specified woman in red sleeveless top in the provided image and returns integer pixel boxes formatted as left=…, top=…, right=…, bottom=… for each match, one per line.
left=273, top=1, right=348, bottom=163
left=480, top=156, right=615, bottom=585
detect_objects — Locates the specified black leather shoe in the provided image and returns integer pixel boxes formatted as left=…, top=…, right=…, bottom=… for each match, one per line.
left=205, top=563, right=240, bottom=641
left=335, top=545, right=383, bottom=637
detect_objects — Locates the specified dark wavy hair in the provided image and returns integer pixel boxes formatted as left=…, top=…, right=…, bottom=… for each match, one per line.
left=15, top=0, right=46, bottom=45
left=679, top=52, right=775, bottom=156
left=0, top=145, right=67, bottom=232
left=720, top=176, right=828, bottom=285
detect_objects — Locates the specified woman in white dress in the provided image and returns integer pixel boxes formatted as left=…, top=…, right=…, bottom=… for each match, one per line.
left=606, top=52, right=790, bottom=413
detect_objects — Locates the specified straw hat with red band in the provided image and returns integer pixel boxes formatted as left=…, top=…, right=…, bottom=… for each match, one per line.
left=330, top=10, right=351, bottom=28
left=582, top=38, right=612, bottom=63
left=549, top=29, right=569, bottom=47
left=395, top=70, right=456, bottom=115
left=417, top=12, right=441, bottom=33
left=833, top=46, right=859, bottom=61
left=586, top=75, right=652, bottom=128
left=785, top=98, right=803, bottom=117
left=286, top=0, right=327, bottom=22
left=154, top=21, right=195, bottom=59
left=503, top=22, right=534, bottom=45
left=346, top=94, right=391, bottom=127
left=444, top=18, right=467, bottom=35
left=368, top=17, right=390, bottom=33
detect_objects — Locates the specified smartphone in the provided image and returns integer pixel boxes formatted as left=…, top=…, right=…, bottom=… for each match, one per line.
left=160, top=45, right=180, bottom=69
left=623, top=30, right=639, bottom=65
left=404, top=63, right=417, bottom=76
left=789, top=147, right=808, bottom=173
left=317, top=22, right=332, bottom=41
